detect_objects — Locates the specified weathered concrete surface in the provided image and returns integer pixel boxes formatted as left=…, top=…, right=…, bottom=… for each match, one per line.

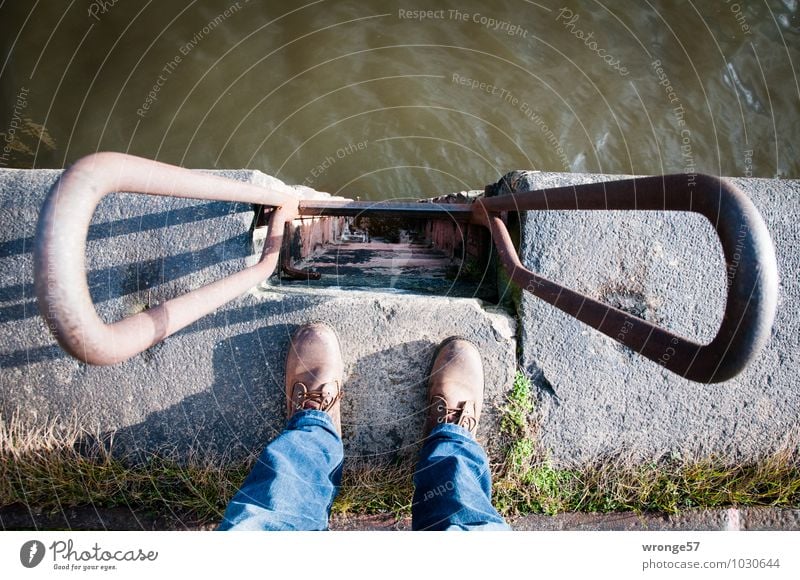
left=327, top=507, right=800, bottom=532
left=511, top=507, right=800, bottom=531
left=3, top=504, right=797, bottom=531
left=0, top=168, right=516, bottom=461
left=502, top=171, right=799, bottom=466
left=3, top=166, right=795, bottom=468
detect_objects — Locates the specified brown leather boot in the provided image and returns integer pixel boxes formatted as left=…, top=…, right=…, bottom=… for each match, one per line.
left=424, top=337, right=484, bottom=437
left=285, top=323, right=344, bottom=435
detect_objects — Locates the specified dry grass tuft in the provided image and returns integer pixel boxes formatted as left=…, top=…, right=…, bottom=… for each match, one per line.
left=2, top=380, right=798, bottom=527
left=333, top=460, right=414, bottom=517
left=0, top=413, right=252, bottom=524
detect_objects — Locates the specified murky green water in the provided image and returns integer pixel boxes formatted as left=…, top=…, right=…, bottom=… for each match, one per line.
left=1, top=0, right=798, bottom=199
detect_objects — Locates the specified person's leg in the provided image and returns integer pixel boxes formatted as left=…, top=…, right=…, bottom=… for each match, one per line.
left=218, top=410, right=342, bottom=530
left=218, top=323, right=346, bottom=531
left=412, top=337, right=510, bottom=531
left=412, top=423, right=508, bottom=530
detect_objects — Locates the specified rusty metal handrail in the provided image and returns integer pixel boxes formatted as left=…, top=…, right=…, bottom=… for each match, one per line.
left=473, top=174, right=778, bottom=383
left=35, top=154, right=778, bottom=383
left=34, top=152, right=299, bottom=365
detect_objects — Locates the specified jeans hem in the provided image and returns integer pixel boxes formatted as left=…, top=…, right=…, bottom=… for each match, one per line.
left=426, top=422, right=475, bottom=442
left=287, top=409, right=338, bottom=435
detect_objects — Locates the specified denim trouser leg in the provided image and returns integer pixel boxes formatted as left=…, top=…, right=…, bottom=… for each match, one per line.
left=218, top=410, right=343, bottom=531
left=412, top=423, right=510, bottom=531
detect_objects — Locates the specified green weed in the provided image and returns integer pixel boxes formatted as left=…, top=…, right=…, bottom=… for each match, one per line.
left=2, top=386, right=798, bottom=527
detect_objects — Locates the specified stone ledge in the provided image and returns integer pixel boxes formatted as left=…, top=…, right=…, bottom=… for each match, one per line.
left=328, top=507, right=800, bottom=531
left=499, top=171, right=799, bottom=466
left=0, top=168, right=516, bottom=461
left=7, top=504, right=793, bottom=531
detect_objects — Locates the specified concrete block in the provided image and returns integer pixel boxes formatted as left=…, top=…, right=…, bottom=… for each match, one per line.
left=0, top=168, right=516, bottom=462
left=502, top=171, right=798, bottom=466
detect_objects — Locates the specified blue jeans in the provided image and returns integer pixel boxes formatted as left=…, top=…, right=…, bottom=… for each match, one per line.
left=218, top=410, right=509, bottom=531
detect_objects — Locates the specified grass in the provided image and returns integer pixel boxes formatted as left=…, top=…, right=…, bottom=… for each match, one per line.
left=500, top=371, right=536, bottom=439
left=492, top=450, right=800, bottom=516
left=332, top=460, right=414, bottom=518
left=0, top=414, right=250, bottom=525
left=1, top=376, right=798, bottom=527
left=491, top=372, right=800, bottom=517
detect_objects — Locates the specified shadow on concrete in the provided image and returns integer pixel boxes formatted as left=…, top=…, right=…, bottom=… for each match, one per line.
left=340, top=340, right=431, bottom=461
left=77, top=330, right=434, bottom=465
left=0, top=233, right=249, bottom=324
left=0, top=201, right=252, bottom=321
left=0, top=201, right=243, bottom=262
left=0, top=289, right=322, bottom=370
left=83, top=324, right=293, bottom=463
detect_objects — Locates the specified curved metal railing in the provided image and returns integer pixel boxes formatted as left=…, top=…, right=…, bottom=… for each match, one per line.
left=34, top=152, right=299, bottom=365
left=473, top=174, right=778, bottom=383
left=34, top=153, right=778, bottom=382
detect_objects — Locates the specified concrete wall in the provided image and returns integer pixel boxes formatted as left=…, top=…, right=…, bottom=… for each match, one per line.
left=2, top=165, right=796, bottom=468
left=0, top=168, right=516, bottom=462
left=493, top=171, right=799, bottom=467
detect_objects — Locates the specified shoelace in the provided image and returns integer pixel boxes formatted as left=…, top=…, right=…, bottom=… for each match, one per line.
left=431, top=396, right=477, bottom=432
left=292, top=382, right=341, bottom=411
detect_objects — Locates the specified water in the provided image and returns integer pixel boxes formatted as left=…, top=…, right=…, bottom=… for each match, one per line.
left=1, top=0, right=798, bottom=199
